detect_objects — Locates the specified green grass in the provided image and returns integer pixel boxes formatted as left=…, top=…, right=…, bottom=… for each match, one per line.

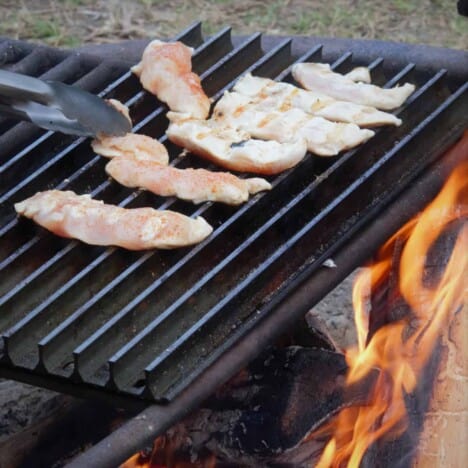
left=393, top=0, right=416, bottom=14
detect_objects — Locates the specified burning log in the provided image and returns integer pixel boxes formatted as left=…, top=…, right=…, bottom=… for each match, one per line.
left=314, top=155, right=467, bottom=467
left=413, top=242, right=467, bottom=466
left=122, top=344, right=378, bottom=467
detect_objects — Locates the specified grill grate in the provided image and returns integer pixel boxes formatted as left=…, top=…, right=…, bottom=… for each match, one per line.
left=1, top=23, right=467, bottom=405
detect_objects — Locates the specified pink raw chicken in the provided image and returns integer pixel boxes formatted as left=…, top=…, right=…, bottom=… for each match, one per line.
left=106, top=157, right=271, bottom=205
left=132, top=40, right=210, bottom=119
left=14, top=190, right=212, bottom=250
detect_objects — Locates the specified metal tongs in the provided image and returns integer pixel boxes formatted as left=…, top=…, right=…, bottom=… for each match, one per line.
left=0, top=69, right=131, bottom=137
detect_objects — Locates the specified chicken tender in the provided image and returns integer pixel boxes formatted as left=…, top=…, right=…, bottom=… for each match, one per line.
left=167, top=112, right=308, bottom=175
left=15, top=190, right=212, bottom=250
left=131, top=40, right=210, bottom=119
left=106, top=157, right=271, bottom=205
left=292, top=62, right=415, bottom=110
left=91, top=133, right=169, bottom=165
left=233, top=73, right=401, bottom=127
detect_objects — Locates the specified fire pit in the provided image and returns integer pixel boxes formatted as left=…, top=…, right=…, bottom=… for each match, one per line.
left=0, top=22, right=467, bottom=467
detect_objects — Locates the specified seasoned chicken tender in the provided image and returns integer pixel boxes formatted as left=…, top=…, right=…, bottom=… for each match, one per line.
left=213, top=92, right=374, bottom=156
left=166, top=112, right=308, bottom=175
left=91, top=133, right=169, bottom=165
left=292, top=62, right=415, bottom=110
left=233, top=74, right=401, bottom=127
left=131, top=40, right=210, bottom=119
left=14, top=190, right=212, bottom=250
left=106, top=157, right=271, bottom=205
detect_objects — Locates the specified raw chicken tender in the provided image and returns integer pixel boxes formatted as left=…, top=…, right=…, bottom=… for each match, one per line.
left=292, top=62, right=415, bottom=110
left=132, top=40, right=210, bottom=119
left=166, top=112, right=308, bottom=175
left=106, top=157, right=271, bottom=205
left=15, top=190, right=212, bottom=250
left=92, top=133, right=169, bottom=165
left=233, top=74, right=401, bottom=127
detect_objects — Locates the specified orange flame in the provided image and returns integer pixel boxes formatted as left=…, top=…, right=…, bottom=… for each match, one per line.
left=121, top=435, right=217, bottom=468
left=316, top=159, right=467, bottom=468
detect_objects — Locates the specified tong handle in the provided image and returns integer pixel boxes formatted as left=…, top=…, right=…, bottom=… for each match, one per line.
left=0, top=69, right=54, bottom=105
left=0, top=69, right=132, bottom=136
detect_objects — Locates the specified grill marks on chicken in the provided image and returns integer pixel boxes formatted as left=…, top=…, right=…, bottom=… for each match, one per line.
left=232, top=74, right=402, bottom=127
left=131, top=40, right=210, bottom=119
left=213, top=92, right=374, bottom=156
left=106, top=157, right=271, bottom=205
left=166, top=112, right=308, bottom=175
left=15, top=190, right=212, bottom=250
left=292, top=62, right=415, bottom=110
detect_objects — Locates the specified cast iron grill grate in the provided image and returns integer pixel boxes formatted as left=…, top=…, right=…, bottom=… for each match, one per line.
left=0, top=23, right=467, bottom=405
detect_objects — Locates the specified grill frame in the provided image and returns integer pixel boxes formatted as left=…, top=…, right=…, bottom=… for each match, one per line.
left=0, top=22, right=467, bottom=409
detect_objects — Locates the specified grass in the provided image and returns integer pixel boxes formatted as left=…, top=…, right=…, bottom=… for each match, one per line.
left=0, top=0, right=466, bottom=49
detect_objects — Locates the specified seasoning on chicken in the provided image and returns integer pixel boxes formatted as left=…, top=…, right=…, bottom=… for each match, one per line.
left=292, top=62, right=415, bottom=110
left=131, top=40, right=210, bottom=119
left=15, top=190, right=212, bottom=250
left=166, top=112, right=308, bottom=175
left=91, top=133, right=169, bottom=165
left=106, top=157, right=271, bottom=205
left=233, top=73, right=402, bottom=127
left=213, top=92, right=374, bottom=156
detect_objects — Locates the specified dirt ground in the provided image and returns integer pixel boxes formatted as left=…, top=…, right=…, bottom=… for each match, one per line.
left=1, top=0, right=466, bottom=49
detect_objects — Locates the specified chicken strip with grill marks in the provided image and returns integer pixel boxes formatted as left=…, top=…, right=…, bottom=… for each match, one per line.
left=232, top=73, right=402, bottom=127
left=132, top=40, right=210, bottom=119
left=166, top=112, right=308, bottom=175
left=15, top=190, right=212, bottom=250
left=292, top=62, right=415, bottom=110
left=106, top=157, right=271, bottom=205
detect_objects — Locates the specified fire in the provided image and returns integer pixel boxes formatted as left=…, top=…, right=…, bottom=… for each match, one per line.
left=121, top=435, right=217, bottom=468
left=316, top=160, right=467, bottom=468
